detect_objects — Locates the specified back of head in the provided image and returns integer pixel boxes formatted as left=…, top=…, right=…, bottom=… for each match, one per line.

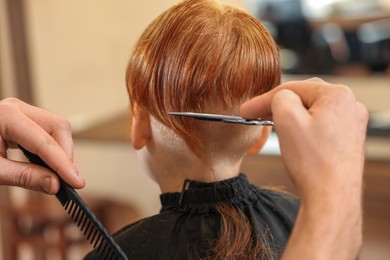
left=127, top=0, right=280, bottom=162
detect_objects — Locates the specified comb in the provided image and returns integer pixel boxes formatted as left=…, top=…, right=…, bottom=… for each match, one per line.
left=19, top=145, right=128, bottom=260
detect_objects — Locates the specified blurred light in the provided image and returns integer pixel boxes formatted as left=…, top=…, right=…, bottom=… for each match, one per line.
left=378, top=0, right=390, bottom=10
left=370, top=110, right=390, bottom=129
left=321, top=23, right=350, bottom=62
left=322, top=23, right=343, bottom=43
left=301, top=0, right=336, bottom=19
left=262, top=21, right=278, bottom=38
left=280, top=48, right=299, bottom=70
left=358, top=19, right=390, bottom=44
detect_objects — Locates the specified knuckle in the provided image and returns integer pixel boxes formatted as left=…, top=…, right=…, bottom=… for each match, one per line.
left=333, top=84, right=352, bottom=95
left=307, top=77, right=324, bottom=83
left=1, top=97, right=22, bottom=106
left=56, top=118, right=72, bottom=133
left=0, top=100, right=19, bottom=115
left=0, top=105, right=22, bottom=136
left=0, top=98, right=25, bottom=115
left=337, top=84, right=354, bottom=95
left=327, top=84, right=355, bottom=102
left=356, top=102, right=369, bottom=122
left=17, top=166, right=33, bottom=189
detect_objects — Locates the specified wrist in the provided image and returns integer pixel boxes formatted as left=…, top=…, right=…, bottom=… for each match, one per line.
left=284, top=190, right=363, bottom=259
left=298, top=162, right=364, bottom=209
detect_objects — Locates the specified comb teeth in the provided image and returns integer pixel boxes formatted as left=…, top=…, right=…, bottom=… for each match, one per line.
left=56, top=181, right=128, bottom=260
left=55, top=186, right=69, bottom=205
left=19, top=146, right=128, bottom=260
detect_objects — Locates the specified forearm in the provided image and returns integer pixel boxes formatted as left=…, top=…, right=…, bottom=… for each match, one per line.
left=241, top=78, right=368, bottom=259
left=282, top=189, right=363, bottom=260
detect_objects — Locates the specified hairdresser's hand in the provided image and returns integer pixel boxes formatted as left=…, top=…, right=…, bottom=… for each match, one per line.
left=240, top=78, right=368, bottom=259
left=0, top=98, right=84, bottom=194
left=241, top=78, right=368, bottom=202
left=241, top=78, right=368, bottom=203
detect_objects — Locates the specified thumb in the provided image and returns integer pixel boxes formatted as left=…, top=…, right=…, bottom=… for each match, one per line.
left=0, top=158, right=60, bottom=194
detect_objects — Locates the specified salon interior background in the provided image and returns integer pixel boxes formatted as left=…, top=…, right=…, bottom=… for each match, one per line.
left=0, top=0, right=389, bottom=259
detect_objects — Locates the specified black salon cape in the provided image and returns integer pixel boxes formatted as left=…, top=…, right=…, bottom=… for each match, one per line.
left=84, top=174, right=299, bottom=259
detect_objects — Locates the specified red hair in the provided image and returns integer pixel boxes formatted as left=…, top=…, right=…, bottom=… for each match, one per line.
left=127, top=1, right=281, bottom=258
left=126, top=0, right=281, bottom=158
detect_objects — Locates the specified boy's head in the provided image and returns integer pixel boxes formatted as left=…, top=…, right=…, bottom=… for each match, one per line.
left=126, top=0, right=280, bottom=168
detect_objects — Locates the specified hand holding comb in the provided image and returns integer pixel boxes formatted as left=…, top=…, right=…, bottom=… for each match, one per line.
left=18, top=145, right=128, bottom=260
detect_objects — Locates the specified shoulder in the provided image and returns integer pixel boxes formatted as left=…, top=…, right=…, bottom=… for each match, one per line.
left=83, top=214, right=160, bottom=260
left=252, top=185, right=300, bottom=224
left=84, top=212, right=196, bottom=259
left=259, top=187, right=299, bottom=209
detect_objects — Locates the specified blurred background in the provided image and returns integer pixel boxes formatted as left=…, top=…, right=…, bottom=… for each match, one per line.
left=0, top=0, right=389, bottom=259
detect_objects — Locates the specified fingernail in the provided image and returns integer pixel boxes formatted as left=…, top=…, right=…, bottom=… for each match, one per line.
left=78, top=175, right=86, bottom=187
left=72, top=168, right=85, bottom=187
left=44, top=177, right=52, bottom=194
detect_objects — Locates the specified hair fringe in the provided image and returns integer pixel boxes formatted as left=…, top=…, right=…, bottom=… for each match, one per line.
left=126, top=0, right=280, bottom=161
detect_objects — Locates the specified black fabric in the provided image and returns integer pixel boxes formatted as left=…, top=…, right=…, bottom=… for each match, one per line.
left=84, top=174, right=300, bottom=259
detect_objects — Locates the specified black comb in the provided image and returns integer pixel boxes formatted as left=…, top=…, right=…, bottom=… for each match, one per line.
left=19, top=145, right=128, bottom=260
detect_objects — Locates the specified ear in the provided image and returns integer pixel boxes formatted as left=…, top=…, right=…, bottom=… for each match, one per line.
left=131, top=107, right=151, bottom=150
left=248, top=126, right=272, bottom=155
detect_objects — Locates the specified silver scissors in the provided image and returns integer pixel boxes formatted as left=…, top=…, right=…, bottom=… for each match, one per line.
left=169, top=112, right=273, bottom=126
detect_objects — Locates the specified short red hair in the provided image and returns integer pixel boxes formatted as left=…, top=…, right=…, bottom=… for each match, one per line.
left=126, top=0, right=280, bottom=157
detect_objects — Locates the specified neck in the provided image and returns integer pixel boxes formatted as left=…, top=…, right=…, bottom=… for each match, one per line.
left=136, top=143, right=243, bottom=193
left=136, top=117, right=251, bottom=193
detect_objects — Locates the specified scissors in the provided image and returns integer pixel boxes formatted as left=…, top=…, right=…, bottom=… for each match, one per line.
left=169, top=112, right=273, bottom=126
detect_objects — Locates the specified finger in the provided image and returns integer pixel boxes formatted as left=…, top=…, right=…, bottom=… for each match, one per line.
left=240, top=91, right=274, bottom=119
left=270, top=89, right=311, bottom=180
left=1, top=109, right=84, bottom=189
left=272, top=89, right=310, bottom=137
left=1, top=98, right=74, bottom=159
left=271, top=89, right=310, bottom=132
left=240, top=78, right=328, bottom=119
left=0, top=158, right=60, bottom=194
left=49, top=120, right=74, bottom=161
left=0, top=136, right=7, bottom=158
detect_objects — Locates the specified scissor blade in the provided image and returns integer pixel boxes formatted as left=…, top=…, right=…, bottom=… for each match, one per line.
left=169, top=112, right=242, bottom=121
left=169, top=112, right=274, bottom=126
